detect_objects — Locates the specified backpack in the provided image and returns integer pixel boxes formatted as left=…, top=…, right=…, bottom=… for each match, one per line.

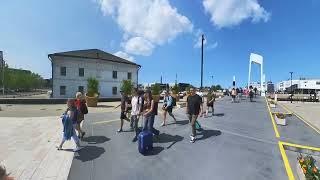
left=80, top=101, right=88, bottom=114
left=171, top=96, right=177, bottom=107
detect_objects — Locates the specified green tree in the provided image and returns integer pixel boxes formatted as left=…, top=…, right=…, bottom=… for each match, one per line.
left=171, top=83, right=179, bottom=94
left=151, top=84, right=161, bottom=95
left=121, top=80, right=134, bottom=95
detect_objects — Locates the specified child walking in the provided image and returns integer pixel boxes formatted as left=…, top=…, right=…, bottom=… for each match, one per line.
left=57, top=99, right=81, bottom=152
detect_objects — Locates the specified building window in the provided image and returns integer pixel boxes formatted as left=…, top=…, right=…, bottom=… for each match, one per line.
left=60, top=86, right=66, bottom=95
left=112, top=87, right=117, bottom=95
left=79, top=68, right=84, bottom=77
left=78, top=86, right=84, bottom=93
left=316, top=82, right=320, bottom=85
left=113, top=71, right=117, bottom=79
left=128, top=72, right=132, bottom=80
left=60, top=67, right=66, bottom=76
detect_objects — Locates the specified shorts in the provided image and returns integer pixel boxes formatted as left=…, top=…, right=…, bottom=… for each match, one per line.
left=207, top=103, right=214, bottom=107
left=77, top=112, right=84, bottom=124
left=231, top=95, right=236, bottom=98
left=120, top=111, right=127, bottom=119
left=164, top=106, right=173, bottom=113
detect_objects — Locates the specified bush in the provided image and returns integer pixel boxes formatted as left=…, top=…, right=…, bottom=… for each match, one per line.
left=87, top=78, right=99, bottom=97
left=121, top=80, right=134, bottom=96
left=151, top=84, right=161, bottom=95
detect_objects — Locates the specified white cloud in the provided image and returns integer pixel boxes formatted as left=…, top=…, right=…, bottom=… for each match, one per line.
left=124, top=37, right=154, bottom=56
left=203, top=0, right=270, bottom=28
left=193, top=29, right=217, bottom=50
left=97, top=0, right=193, bottom=56
left=114, top=51, right=135, bottom=61
left=207, top=42, right=218, bottom=49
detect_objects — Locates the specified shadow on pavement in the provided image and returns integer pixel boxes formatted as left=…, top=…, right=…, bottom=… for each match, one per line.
left=174, top=120, right=189, bottom=125
left=144, top=147, right=165, bottom=156
left=94, top=105, right=115, bottom=108
left=197, top=129, right=222, bottom=141
left=75, top=146, right=105, bottom=162
left=82, top=136, right=110, bottom=144
left=154, top=133, right=184, bottom=149
left=214, top=113, right=225, bottom=117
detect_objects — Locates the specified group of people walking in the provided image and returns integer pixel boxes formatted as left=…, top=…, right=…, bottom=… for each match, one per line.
left=230, top=86, right=258, bottom=102
left=118, top=87, right=216, bottom=143
left=57, top=87, right=217, bottom=153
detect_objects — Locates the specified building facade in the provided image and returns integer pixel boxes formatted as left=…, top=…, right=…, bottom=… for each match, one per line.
left=49, top=49, right=140, bottom=98
left=276, top=79, right=320, bottom=93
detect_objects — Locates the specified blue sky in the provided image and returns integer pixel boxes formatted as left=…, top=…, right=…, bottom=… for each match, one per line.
left=1, top=0, right=320, bottom=88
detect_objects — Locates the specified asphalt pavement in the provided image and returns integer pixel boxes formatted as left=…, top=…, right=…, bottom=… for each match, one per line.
left=67, top=97, right=288, bottom=180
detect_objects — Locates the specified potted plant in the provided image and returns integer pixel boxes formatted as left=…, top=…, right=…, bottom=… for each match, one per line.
left=270, top=100, right=277, bottom=108
left=171, top=83, right=179, bottom=102
left=85, top=77, right=99, bottom=107
left=297, top=153, right=320, bottom=180
left=274, top=112, right=286, bottom=126
left=151, top=84, right=161, bottom=102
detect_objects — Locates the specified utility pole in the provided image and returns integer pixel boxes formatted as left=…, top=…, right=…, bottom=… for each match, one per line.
left=211, top=75, right=214, bottom=85
left=201, top=34, right=205, bottom=89
left=290, top=72, right=293, bottom=103
left=0, top=51, right=4, bottom=96
left=175, top=73, right=177, bottom=84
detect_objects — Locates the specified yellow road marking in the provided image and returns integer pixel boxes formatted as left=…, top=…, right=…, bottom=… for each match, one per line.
left=92, top=119, right=119, bottom=125
left=281, top=141, right=320, bottom=152
left=278, top=103, right=320, bottom=135
left=278, top=142, right=295, bottom=180
left=265, top=98, right=280, bottom=138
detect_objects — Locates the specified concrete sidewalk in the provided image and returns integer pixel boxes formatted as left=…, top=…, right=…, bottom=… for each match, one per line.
left=68, top=97, right=287, bottom=180
left=278, top=101, right=320, bottom=131
left=0, top=116, right=74, bottom=180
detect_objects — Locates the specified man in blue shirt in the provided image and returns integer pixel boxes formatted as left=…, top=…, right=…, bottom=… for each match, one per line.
left=162, top=91, right=177, bottom=126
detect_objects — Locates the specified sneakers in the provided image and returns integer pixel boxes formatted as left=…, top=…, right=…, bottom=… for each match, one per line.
left=132, top=136, right=138, bottom=142
left=161, top=123, right=166, bottom=127
left=56, top=146, right=62, bottom=150
left=73, top=146, right=82, bottom=152
left=117, top=129, right=123, bottom=133
left=190, top=135, right=196, bottom=143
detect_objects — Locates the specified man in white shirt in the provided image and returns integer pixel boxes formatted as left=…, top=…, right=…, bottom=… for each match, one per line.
left=131, top=88, right=143, bottom=142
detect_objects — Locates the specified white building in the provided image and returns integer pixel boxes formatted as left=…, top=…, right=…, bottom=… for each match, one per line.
left=249, top=81, right=266, bottom=92
left=48, top=49, right=140, bottom=98
left=276, top=79, right=320, bottom=93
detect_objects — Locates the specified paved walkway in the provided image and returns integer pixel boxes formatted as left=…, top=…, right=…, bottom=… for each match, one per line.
left=0, top=103, right=120, bottom=180
left=278, top=101, right=320, bottom=131
left=68, top=97, right=287, bottom=180
left=0, top=116, right=74, bottom=180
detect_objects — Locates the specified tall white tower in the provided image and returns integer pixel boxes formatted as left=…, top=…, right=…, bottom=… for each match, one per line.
left=248, top=53, right=265, bottom=96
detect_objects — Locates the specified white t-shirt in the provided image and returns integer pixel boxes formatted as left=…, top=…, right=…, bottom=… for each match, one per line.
left=131, top=96, right=142, bottom=116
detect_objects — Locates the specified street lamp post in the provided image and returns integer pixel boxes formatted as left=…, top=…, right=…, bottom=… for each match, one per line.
left=290, top=72, right=293, bottom=103
left=211, top=75, right=214, bottom=87
left=200, top=34, right=205, bottom=90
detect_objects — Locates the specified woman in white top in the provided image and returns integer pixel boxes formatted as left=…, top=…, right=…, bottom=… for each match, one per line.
left=131, top=88, right=142, bottom=142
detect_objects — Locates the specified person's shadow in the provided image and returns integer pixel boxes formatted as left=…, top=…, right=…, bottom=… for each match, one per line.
left=154, top=133, right=184, bottom=149
left=214, top=113, right=225, bottom=117
left=82, top=136, right=110, bottom=144
left=75, top=146, right=106, bottom=162
left=196, top=129, right=222, bottom=141
left=173, top=120, right=189, bottom=126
